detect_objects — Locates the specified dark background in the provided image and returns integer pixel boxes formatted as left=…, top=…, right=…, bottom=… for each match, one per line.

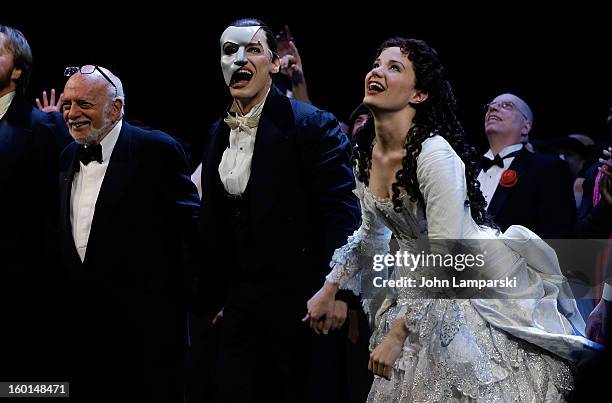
left=4, top=6, right=611, bottom=158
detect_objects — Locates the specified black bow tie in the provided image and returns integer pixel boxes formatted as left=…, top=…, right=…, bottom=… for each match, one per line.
left=480, top=149, right=521, bottom=172
left=78, top=144, right=103, bottom=165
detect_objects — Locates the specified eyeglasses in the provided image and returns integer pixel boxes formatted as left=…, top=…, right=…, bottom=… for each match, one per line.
left=484, top=100, right=528, bottom=120
left=64, top=65, right=117, bottom=97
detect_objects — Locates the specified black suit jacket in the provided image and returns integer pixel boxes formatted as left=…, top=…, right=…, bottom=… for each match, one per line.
left=0, top=95, right=71, bottom=380
left=0, top=95, right=70, bottom=270
left=198, top=86, right=360, bottom=314
left=486, top=147, right=576, bottom=238
left=57, top=121, right=200, bottom=401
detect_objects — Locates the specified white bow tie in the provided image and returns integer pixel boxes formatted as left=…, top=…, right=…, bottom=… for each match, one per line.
left=223, top=113, right=260, bottom=133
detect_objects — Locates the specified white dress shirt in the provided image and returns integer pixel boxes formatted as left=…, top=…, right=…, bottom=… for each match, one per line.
left=477, top=143, right=524, bottom=209
left=71, top=120, right=122, bottom=261
left=0, top=91, right=15, bottom=120
left=218, top=94, right=268, bottom=196
left=191, top=163, right=203, bottom=200
left=603, top=283, right=612, bottom=302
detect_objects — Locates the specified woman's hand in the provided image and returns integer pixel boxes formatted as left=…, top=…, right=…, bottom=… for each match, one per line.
left=302, top=281, right=338, bottom=335
left=368, top=319, right=409, bottom=380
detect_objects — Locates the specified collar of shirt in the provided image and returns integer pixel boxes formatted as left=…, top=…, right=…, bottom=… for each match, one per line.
left=484, top=143, right=524, bottom=168
left=0, top=91, right=16, bottom=120
left=226, top=88, right=270, bottom=136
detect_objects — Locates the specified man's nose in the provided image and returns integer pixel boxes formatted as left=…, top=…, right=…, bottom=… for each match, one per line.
left=234, top=48, right=247, bottom=67
left=488, top=102, right=500, bottom=112
left=66, top=104, right=81, bottom=119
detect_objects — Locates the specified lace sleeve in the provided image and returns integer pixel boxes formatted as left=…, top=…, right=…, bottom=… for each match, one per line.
left=325, top=180, right=392, bottom=295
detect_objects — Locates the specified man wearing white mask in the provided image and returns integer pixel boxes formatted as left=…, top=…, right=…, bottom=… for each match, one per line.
left=197, top=18, right=360, bottom=403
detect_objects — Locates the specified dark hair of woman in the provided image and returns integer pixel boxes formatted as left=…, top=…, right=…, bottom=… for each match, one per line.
left=353, top=37, right=495, bottom=227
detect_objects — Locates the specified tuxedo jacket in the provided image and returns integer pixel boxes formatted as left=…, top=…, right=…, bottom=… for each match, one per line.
left=0, top=95, right=69, bottom=270
left=57, top=121, right=200, bottom=400
left=0, top=95, right=70, bottom=379
left=198, top=86, right=360, bottom=314
left=486, top=147, right=576, bottom=238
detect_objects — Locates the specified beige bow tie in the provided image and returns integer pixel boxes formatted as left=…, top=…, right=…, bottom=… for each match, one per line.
left=223, top=113, right=260, bottom=132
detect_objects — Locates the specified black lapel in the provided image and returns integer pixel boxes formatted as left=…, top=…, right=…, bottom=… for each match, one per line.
left=0, top=96, right=34, bottom=190
left=84, top=122, right=135, bottom=264
left=247, top=86, right=294, bottom=227
left=202, top=118, right=230, bottom=203
left=58, top=143, right=82, bottom=266
left=487, top=147, right=530, bottom=218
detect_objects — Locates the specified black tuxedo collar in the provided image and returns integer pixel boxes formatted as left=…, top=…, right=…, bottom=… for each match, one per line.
left=217, top=85, right=295, bottom=133
left=260, top=85, right=295, bottom=133
left=59, top=122, right=136, bottom=266
left=85, top=122, right=135, bottom=264
left=206, top=84, right=295, bottom=185
left=487, top=146, right=531, bottom=218
left=203, top=85, right=294, bottom=227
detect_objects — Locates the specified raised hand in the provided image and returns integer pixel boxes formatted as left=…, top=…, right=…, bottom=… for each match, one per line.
left=35, top=89, right=63, bottom=113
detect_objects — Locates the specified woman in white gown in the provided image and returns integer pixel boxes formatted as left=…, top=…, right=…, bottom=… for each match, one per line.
left=304, top=38, right=597, bottom=402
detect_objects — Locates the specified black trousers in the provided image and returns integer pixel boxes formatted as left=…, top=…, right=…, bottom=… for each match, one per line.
left=214, top=283, right=349, bottom=403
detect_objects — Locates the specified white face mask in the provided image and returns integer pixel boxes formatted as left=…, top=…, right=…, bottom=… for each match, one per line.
left=220, top=26, right=261, bottom=86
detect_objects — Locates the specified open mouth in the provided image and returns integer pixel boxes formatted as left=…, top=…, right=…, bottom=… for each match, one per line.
left=230, top=69, right=254, bottom=86
left=487, top=115, right=502, bottom=122
left=70, top=121, right=90, bottom=129
left=367, top=81, right=385, bottom=93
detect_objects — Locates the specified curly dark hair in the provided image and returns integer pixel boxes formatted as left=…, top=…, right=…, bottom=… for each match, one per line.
left=353, top=37, right=494, bottom=227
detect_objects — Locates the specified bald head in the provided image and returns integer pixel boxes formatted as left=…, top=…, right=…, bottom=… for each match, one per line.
left=65, top=66, right=125, bottom=113
left=484, top=93, right=534, bottom=154
left=492, top=93, right=533, bottom=124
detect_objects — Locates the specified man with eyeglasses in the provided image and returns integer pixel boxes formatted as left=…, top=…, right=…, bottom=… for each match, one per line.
left=57, top=64, right=200, bottom=401
left=196, top=18, right=359, bottom=403
left=478, top=93, right=575, bottom=238
left=0, top=24, right=72, bottom=381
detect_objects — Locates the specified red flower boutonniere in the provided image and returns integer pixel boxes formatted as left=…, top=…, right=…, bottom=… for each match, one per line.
left=499, top=169, right=518, bottom=188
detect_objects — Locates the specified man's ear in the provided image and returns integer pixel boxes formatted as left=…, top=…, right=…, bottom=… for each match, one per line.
left=521, top=120, right=532, bottom=136
left=271, top=54, right=280, bottom=74
left=11, top=67, right=22, bottom=82
left=112, top=98, right=124, bottom=120
left=410, top=90, right=428, bottom=105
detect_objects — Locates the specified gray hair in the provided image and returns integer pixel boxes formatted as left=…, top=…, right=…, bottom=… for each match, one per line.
left=95, top=66, right=125, bottom=117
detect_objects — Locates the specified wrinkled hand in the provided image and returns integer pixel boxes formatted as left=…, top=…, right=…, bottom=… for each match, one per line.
left=302, top=281, right=338, bottom=335
left=368, top=332, right=404, bottom=381
left=35, top=89, right=63, bottom=113
left=586, top=299, right=611, bottom=345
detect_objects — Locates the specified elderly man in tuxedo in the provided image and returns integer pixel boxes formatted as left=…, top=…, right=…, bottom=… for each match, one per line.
left=478, top=93, right=575, bottom=238
left=58, top=65, right=199, bottom=401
